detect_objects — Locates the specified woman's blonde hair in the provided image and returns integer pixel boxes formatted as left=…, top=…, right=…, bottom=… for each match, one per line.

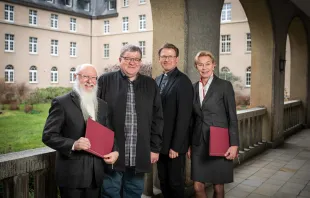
left=194, top=51, right=215, bottom=67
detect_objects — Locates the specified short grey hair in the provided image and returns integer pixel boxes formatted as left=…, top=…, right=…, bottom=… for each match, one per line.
left=75, top=63, right=98, bottom=74
left=120, top=44, right=142, bottom=58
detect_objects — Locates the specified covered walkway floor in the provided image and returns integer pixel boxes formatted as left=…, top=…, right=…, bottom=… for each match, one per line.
left=205, top=129, right=310, bottom=198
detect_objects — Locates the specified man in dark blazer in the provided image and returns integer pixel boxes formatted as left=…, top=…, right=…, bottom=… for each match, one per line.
left=42, top=64, right=119, bottom=198
left=155, top=43, right=194, bottom=198
left=98, top=45, right=164, bottom=198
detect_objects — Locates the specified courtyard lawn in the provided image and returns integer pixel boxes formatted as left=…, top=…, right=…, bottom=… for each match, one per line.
left=0, top=103, right=51, bottom=154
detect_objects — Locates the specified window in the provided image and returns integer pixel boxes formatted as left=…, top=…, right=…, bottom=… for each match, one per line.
left=245, top=67, right=251, bottom=87
left=123, top=0, right=128, bottom=7
left=70, top=67, right=76, bottom=83
left=139, top=15, right=146, bottom=31
left=70, top=18, right=76, bottom=32
left=103, top=44, right=109, bottom=58
left=5, top=65, right=14, bottom=83
left=65, top=0, right=72, bottom=7
left=220, top=67, right=232, bottom=81
left=47, top=0, right=54, bottom=3
left=246, top=33, right=251, bottom=52
left=5, top=34, right=14, bottom=52
left=51, top=67, right=58, bottom=83
left=122, top=42, right=128, bottom=46
left=109, top=0, right=116, bottom=10
left=104, top=20, right=110, bottom=34
left=122, top=17, right=129, bottom=32
left=29, top=10, right=37, bottom=25
left=29, top=37, right=38, bottom=54
left=4, top=4, right=14, bottom=22
left=220, top=35, right=231, bottom=53
left=70, top=42, right=77, bottom=57
left=84, top=2, right=90, bottom=11
left=139, top=41, right=146, bottom=56
left=221, top=3, right=231, bottom=22
left=51, top=14, right=58, bottom=29
left=51, top=39, right=58, bottom=56
left=29, top=66, right=37, bottom=83
left=139, top=0, right=146, bottom=4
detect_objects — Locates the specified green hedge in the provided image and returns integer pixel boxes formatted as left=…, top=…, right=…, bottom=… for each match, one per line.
left=26, top=87, right=72, bottom=104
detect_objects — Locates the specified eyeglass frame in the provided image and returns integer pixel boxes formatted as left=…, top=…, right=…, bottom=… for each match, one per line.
left=120, top=56, right=142, bottom=63
left=76, top=74, right=98, bottom=81
left=159, top=55, right=177, bottom=60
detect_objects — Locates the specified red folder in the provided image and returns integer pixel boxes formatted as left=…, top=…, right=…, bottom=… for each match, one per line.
left=85, top=118, right=114, bottom=158
left=209, top=126, right=229, bottom=156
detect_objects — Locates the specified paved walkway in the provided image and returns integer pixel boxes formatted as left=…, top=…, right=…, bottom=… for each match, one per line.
left=212, top=129, right=310, bottom=198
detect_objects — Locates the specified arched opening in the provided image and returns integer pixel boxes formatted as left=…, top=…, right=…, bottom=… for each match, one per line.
left=29, top=66, right=37, bottom=83
left=51, top=66, right=58, bottom=83
left=5, top=65, right=14, bottom=83
left=70, top=67, right=76, bottom=83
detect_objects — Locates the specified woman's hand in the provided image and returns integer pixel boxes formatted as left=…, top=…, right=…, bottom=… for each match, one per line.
left=187, top=146, right=191, bottom=159
left=224, top=146, right=238, bottom=160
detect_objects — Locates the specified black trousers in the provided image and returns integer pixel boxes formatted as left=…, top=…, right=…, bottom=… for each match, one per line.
left=157, top=153, right=186, bottom=198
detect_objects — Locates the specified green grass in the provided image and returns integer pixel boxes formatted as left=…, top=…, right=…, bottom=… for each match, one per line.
left=0, top=103, right=51, bottom=154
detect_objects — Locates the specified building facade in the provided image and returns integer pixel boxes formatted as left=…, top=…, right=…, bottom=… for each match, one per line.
left=0, top=0, right=152, bottom=88
left=0, top=0, right=290, bottom=96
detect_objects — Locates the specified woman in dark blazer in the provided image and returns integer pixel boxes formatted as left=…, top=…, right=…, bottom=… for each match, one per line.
left=188, top=51, right=239, bottom=198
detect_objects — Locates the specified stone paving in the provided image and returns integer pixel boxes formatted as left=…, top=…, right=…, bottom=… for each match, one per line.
left=210, top=129, right=310, bottom=198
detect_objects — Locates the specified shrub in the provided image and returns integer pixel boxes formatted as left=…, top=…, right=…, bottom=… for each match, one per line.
left=25, top=87, right=72, bottom=104
left=103, top=62, right=152, bottom=77
left=235, top=93, right=250, bottom=106
left=0, top=78, right=30, bottom=105
left=24, top=104, right=33, bottom=113
left=9, top=101, right=19, bottom=110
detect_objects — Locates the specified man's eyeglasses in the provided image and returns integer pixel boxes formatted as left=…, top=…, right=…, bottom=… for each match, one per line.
left=77, top=74, right=98, bottom=81
left=159, top=56, right=177, bottom=60
left=121, top=56, right=142, bottom=63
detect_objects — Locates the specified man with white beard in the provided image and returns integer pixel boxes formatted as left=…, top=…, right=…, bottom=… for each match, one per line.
left=42, top=64, right=119, bottom=198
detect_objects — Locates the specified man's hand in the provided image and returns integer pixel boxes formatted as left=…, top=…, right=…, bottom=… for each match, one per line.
left=224, top=146, right=238, bottom=160
left=73, top=137, right=91, bottom=151
left=151, top=152, right=159, bottom=163
left=187, top=147, right=191, bottom=159
left=103, top=151, right=119, bottom=164
left=169, top=149, right=178, bottom=159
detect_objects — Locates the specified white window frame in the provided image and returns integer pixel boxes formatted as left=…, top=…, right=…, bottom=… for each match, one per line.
left=70, top=18, right=77, bottom=32
left=5, top=65, right=14, bottom=83
left=139, top=41, right=146, bottom=56
left=104, top=20, right=110, bottom=34
left=29, top=37, right=38, bottom=54
left=122, top=17, right=129, bottom=32
left=109, top=0, right=116, bottom=10
left=246, top=33, right=251, bottom=53
left=5, top=34, right=14, bottom=52
left=4, top=4, right=14, bottom=22
left=139, top=14, right=146, bottom=31
left=51, top=67, right=58, bottom=83
left=221, top=3, right=231, bottom=22
left=29, top=66, right=38, bottom=83
left=139, top=0, right=146, bottom=4
left=103, top=44, right=109, bottom=58
left=29, top=9, right=37, bottom=26
left=220, top=34, right=231, bottom=54
left=221, top=67, right=231, bottom=81
left=70, top=42, right=77, bottom=57
left=51, top=14, right=58, bottom=29
left=70, top=67, right=76, bottom=83
left=123, top=0, right=129, bottom=7
left=51, top=39, right=58, bottom=56
left=65, top=0, right=72, bottom=7
left=84, top=2, right=90, bottom=11
left=245, top=67, right=251, bottom=87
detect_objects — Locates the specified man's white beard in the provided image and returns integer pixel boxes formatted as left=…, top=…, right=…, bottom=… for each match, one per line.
left=73, top=82, right=98, bottom=122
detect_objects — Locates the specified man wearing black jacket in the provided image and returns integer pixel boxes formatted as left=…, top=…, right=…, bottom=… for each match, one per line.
left=42, top=64, right=119, bottom=198
left=155, top=43, right=194, bottom=198
left=98, top=45, right=164, bottom=198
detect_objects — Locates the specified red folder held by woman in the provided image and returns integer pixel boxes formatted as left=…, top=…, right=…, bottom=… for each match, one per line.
left=85, top=118, right=114, bottom=158
left=209, top=126, right=229, bottom=156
